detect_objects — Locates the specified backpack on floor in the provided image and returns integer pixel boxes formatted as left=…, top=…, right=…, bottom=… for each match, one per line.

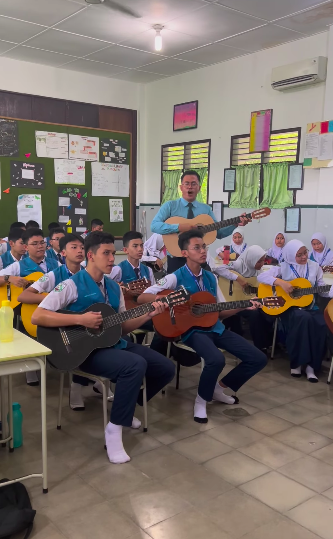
left=0, top=480, right=36, bottom=539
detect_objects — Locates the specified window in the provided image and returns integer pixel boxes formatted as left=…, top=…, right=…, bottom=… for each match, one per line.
left=231, top=129, right=300, bottom=167
left=161, top=139, right=211, bottom=204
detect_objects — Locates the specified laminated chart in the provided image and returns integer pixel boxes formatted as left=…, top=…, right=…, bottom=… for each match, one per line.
left=91, top=162, right=129, bottom=197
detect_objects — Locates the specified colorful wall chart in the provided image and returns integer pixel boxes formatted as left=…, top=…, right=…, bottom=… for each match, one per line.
left=11, top=161, right=45, bottom=189
left=58, top=187, right=88, bottom=234
left=304, top=121, right=333, bottom=168
left=100, top=138, right=129, bottom=164
left=249, top=109, right=272, bottom=153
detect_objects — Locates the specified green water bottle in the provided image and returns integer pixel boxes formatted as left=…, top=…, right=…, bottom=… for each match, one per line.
left=8, top=402, right=23, bottom=448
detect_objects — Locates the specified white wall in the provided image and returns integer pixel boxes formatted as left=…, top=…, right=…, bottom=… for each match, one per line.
left=141, top=32, right=329, bottom=205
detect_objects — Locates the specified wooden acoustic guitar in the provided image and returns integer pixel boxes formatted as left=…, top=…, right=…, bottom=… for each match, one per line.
left=163, top=207, right=271, bottom=257
left=122, top=278, right=151, bottom=309
left=218, top=271, right=258, bottom=302
left=0, top=272, right=44, bottom=309
left=258, top=278, right=331, bottom=315
left=152, top=290, right=284, bottom=340
left=37, top=287, right=190, bottom=371
left=324, top=299, right=333, bottom=333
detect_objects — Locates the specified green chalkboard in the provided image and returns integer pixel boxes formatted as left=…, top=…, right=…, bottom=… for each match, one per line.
left=0, top=119, right=131, bottom=238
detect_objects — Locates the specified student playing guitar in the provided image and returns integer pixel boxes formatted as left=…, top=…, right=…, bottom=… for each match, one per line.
left=138, top=229, right=267, bottom=424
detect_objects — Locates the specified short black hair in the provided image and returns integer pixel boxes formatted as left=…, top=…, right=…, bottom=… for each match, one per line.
left=59, top=233, right=84, bottom=252
left=123, top=231, right=143, bottom=247
left=181, top=170, right=200, bottom=183
left=178, top=229, right=204, bottom=251
left=48, top=221, right=60, bottom=231
left=49, top=227, right=65, bottom=239
left=91, top=219, right=104, bottom=228
left=10, top=221, right=25, bottom=231
left=22, top=228, right=44, bottom=244
left=8, top=228, right=24, bottom=243
left=85, top=231, right=114, bottom=257
left=26, top=220, right=39, bottom=229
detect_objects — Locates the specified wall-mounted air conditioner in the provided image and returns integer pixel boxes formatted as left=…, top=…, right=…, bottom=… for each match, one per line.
left=271, top=56, right=327, bottom=91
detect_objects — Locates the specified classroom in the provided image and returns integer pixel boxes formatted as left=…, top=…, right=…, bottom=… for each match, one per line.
left=1, top=1, right=333, bottom=538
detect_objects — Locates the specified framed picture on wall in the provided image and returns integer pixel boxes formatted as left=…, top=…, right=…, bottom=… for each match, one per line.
left=285, top=206, right=301, bottom=233
left=223, top=168, right=236, bottom=192
left=173, top=101, right=198, bottom=131
left=288, top=163, right=304, bottom=190
left=249, top=109, right=273, bottom=153
left=212, top=201, right=223, bottom=222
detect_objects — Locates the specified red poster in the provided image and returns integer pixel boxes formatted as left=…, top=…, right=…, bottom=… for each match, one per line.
left=321, top=121, right=329, bottom=134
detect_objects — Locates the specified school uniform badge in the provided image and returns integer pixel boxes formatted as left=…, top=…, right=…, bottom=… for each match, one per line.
left=157, top=278, right=167, bottom=286
left=55, top=283, right=66, bottom=292
left=38, top=275, right=48, bottom=282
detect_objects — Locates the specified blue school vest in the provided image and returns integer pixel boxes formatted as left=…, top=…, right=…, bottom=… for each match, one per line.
left=18, top=256, right=58, bottom=277
left=52, top=265, right=84, bottom=287
left=1, top=251, right=15, bottom=269
left=45, top=236, right=51, bottom=248
left=174, top=266, right=225, bottom=342
left=46, top=249, right=64, bottom=263
left=66, top=270, right=127, bottom=350
left=118, top=259, right=150, bottom=283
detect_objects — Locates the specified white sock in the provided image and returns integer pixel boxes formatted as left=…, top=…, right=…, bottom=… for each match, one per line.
left=213, top=382, right=238, bottom=404
left=70, top=382, right=85, bottom=410
left=131, top=416, right=141, bottom=429
left=306, top=365, right=318, bottom=383
left=291, top=366, right=302, bottom=377
left=105, top=422, right=130, bottom=464
left=93, top=380, right=114, bottom=401
left=26, top=371, right=39, bottom=385
left=194, top=394, right=208, bottom=423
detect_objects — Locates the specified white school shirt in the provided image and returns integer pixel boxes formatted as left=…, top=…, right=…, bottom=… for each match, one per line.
left=39, top=276, right=126, bottom=313
left=115, top=261, right=155, bottom=285
left=32, top=265, right=122, bottom=294
left=143, top=271, right=225, bottom=303
left=0, top=259, right=61, bottom=277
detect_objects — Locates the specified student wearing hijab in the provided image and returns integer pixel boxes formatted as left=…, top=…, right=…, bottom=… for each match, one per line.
left=142, top=233, right=166, bottom=271
left=266, top=232, right=286, bottom=264
left=216, top=227, right=247, bottom=260
left=257, top=239, right=331, bottom=382
left=310, top=232, right=333, bottom=268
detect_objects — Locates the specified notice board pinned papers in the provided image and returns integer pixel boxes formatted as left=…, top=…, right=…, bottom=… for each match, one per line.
left=36, top=131, right=68, bottom=159
left=304, top=121, right=333, bottom=168
left=91, top=162, right=129, bottom=197
left=54, top=159, right=85, bottom=185
left=11, top=161, right=45, bottom=189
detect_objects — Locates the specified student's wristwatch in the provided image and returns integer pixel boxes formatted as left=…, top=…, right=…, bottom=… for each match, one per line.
left=3, top=275, right=10, bottom=283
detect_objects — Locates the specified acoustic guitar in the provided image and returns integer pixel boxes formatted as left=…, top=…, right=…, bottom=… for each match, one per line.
left=122, top=278, right=151, bottom=309
left=163, top=208, right=271, bottom=257
left=218, top=271, right=258, bottom=302
left=258, top=278, right=331, bottom=315
left=0, top=272, right=44, bottom=309
left=324, top=299, right=333, bottom=333
left=152, top=290, right=284, bottom=340
left=37, top=287, right=190, bottom=371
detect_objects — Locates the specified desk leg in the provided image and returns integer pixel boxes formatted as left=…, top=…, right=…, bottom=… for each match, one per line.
left=1, top=377, right=7, bottom=447
left=38, top=357, right=48, bottom=494
left=8, top=375, right=13, bottom=452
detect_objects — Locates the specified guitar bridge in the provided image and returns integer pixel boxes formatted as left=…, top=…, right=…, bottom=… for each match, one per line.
left=60, top=328, right=72, bottom=353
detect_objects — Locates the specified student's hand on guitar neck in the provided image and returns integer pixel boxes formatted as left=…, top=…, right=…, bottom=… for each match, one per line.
left=246, top=299, right=263, bottom=311
left=275, top=278, right=294, bottom=294
left=80, top=311, right=103, bottom=329
left=148, top=301, right=167, bottom=318
left=238, top=213, right=251, bottom=227
left=8, top=276, right=29, bottom=288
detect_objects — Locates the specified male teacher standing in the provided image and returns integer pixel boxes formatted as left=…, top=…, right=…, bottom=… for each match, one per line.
left=151, top=170, right=250, bottom=273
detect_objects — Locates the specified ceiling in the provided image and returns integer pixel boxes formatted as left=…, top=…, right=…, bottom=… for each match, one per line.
left=0, top=0, right=332, bottom=83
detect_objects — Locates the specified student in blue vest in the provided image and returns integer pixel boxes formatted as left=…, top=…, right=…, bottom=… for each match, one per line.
left=45, top=227, right=65, bottom=263
left=0, top=228, right=27, bottom=270
left=139, top=229, right=267, bottom=424
left=32, top=232, right=175, bottom=464
left=0, top=221, right=26, bottom=255
left=45, top=222, right=61, bottom=249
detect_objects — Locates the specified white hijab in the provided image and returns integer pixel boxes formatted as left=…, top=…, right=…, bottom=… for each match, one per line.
left=281, top=239, right=309, bottom=279
left=143, top=233, right=165, bottom=258
left=231, top=245, right=266, bottom=277
left=269, top=231, right=286, bottom=261
left=310, top=232, right=333, bottom=266
left=231, top=227, right=247, bottom=255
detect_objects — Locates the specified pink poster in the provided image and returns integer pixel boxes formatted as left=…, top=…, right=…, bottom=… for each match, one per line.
left=173, top=101, right=198, bottom=131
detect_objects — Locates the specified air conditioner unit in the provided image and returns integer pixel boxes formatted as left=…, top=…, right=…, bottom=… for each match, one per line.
left=271, top=56, right=327, bottom=91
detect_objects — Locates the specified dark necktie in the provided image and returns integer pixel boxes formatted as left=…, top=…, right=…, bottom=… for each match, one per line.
left=187, top=202, right=194, bottom=219
left=134, top=267, right=140, bottom=279
left=57, top=253, right=62, bottom=263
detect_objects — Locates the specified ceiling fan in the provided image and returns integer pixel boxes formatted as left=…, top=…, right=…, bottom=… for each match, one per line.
left=85, top=0, right=141, bottom=18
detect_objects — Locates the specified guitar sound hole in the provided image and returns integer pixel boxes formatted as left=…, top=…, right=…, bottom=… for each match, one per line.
left=191, top=303, right=204, bottom=316
left=86, top=324, right=104, bottom=337
left=290, top=288, right=301, bottom=299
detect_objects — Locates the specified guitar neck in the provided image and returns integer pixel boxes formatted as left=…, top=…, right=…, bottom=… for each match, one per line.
left=201, top=298, right=262, bottom=313
left=293, top=284, right=331, bottom=297
left=201, top=212, right=252, bottom=234
left=102, top=297, right=167, bottom=328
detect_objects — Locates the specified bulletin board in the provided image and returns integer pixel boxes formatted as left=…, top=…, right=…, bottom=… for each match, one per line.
left=303, top=121, right=333, bottom=169
left=0, top=118, right=132, bottom=238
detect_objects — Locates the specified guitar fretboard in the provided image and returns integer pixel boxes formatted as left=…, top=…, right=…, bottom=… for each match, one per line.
left=293, top=284, right=331, bottom=297
left=199, top=298, right=263, bottom=313
left=102, top=298, right=167, bottom=329
left=199, top=212, right=252, bottom=234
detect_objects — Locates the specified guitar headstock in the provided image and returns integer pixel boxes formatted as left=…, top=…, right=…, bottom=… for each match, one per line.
left=164, top=286, right=190, bottom=306
left=124, top=278, right=150, bottom=292
left=252, top=207, right=271, bottom=219
left=322, top=266, right=333, bottom=274
left=262, top=296, right=286, bottom=308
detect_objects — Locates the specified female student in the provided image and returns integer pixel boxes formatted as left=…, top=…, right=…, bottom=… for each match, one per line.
left=141, top=233, right=166, bottom=271
left=266, top=231, right=286, bottom=264
left=310, top=232, right=333, bottom=268
left=257, top=239, right=330, bottom=382
left=216, top=227, right=247, bottom=260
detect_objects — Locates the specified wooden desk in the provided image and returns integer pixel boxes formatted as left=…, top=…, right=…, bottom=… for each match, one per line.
left=0, top=330, right=51, bottom=493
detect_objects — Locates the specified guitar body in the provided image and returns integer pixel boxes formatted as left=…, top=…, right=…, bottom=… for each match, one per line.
left=21, top=294, right=47, bottom=338
left=258, top=278, right=313, bottom=315
left=164, top=215, right=217, bottom=257
left=153, top=290, right=219, bottom=340
left=218, top=271, right=258, bottom=302
left=0, top=272, right=44, bottom=309
left=37, top=303, right=122, bottom=371
left=324, top=299, right=333, bottom=334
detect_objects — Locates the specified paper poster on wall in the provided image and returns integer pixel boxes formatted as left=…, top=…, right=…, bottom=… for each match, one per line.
left=69, top=134, right=99, bottom=161
left=249, top=109, right=272, bottom=153
left=17, top=194, right=42, bottom=227
left=318, top=133, right=333, bottom=161
left=54, top=159, right=85, bottom=185
left=109, top=199, right=124, bottom=222
left=58, top=187, right=87, bottom=231
left=91, top=162, right=129, bottom=197
left=0, top=119, right=19, bottom=157
left=100, top=138, right=129, bottom=164
left=304, top=121, right=333, bottom=168
left=36, top=131, right=68, bottom=159
left=10, top=161, right=45, bottom=189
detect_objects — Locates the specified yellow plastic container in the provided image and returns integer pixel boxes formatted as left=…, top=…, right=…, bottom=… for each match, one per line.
left=0, top=300, right=14, bottom=342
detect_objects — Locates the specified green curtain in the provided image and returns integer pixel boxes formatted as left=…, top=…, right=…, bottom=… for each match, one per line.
left=193, top=167, right=208, bottom=203
left=260, top=162, right=293, bottom=209
left=162, top=170, right=182, bottom=203
left=230, top=165, right=261, bottom=208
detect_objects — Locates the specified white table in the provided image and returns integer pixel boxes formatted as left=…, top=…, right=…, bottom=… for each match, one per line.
left=0, top=330, right=51, bottom=493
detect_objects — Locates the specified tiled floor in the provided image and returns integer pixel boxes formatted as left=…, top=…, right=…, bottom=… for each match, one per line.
left=2, top=355, right=333, bottom=539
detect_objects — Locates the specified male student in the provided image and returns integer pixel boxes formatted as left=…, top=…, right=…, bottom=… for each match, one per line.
left=45, top=227, right=65, bottom=263
left=26, top=220, right=39, bottom=229
left=138, top=229, right=267, bottom=424
left=0, top=222, right=26, bottom=255
left=151, top=170, right=250, bottom=273
left=45, top=221, right=61, bottom=248
left=116, top=231, right=155, bottom=286
left=32, top=232, right=175, bottom=464
left=0, top=228, right=27, bottom=270
left=81, top=218, right=104, bottom=239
